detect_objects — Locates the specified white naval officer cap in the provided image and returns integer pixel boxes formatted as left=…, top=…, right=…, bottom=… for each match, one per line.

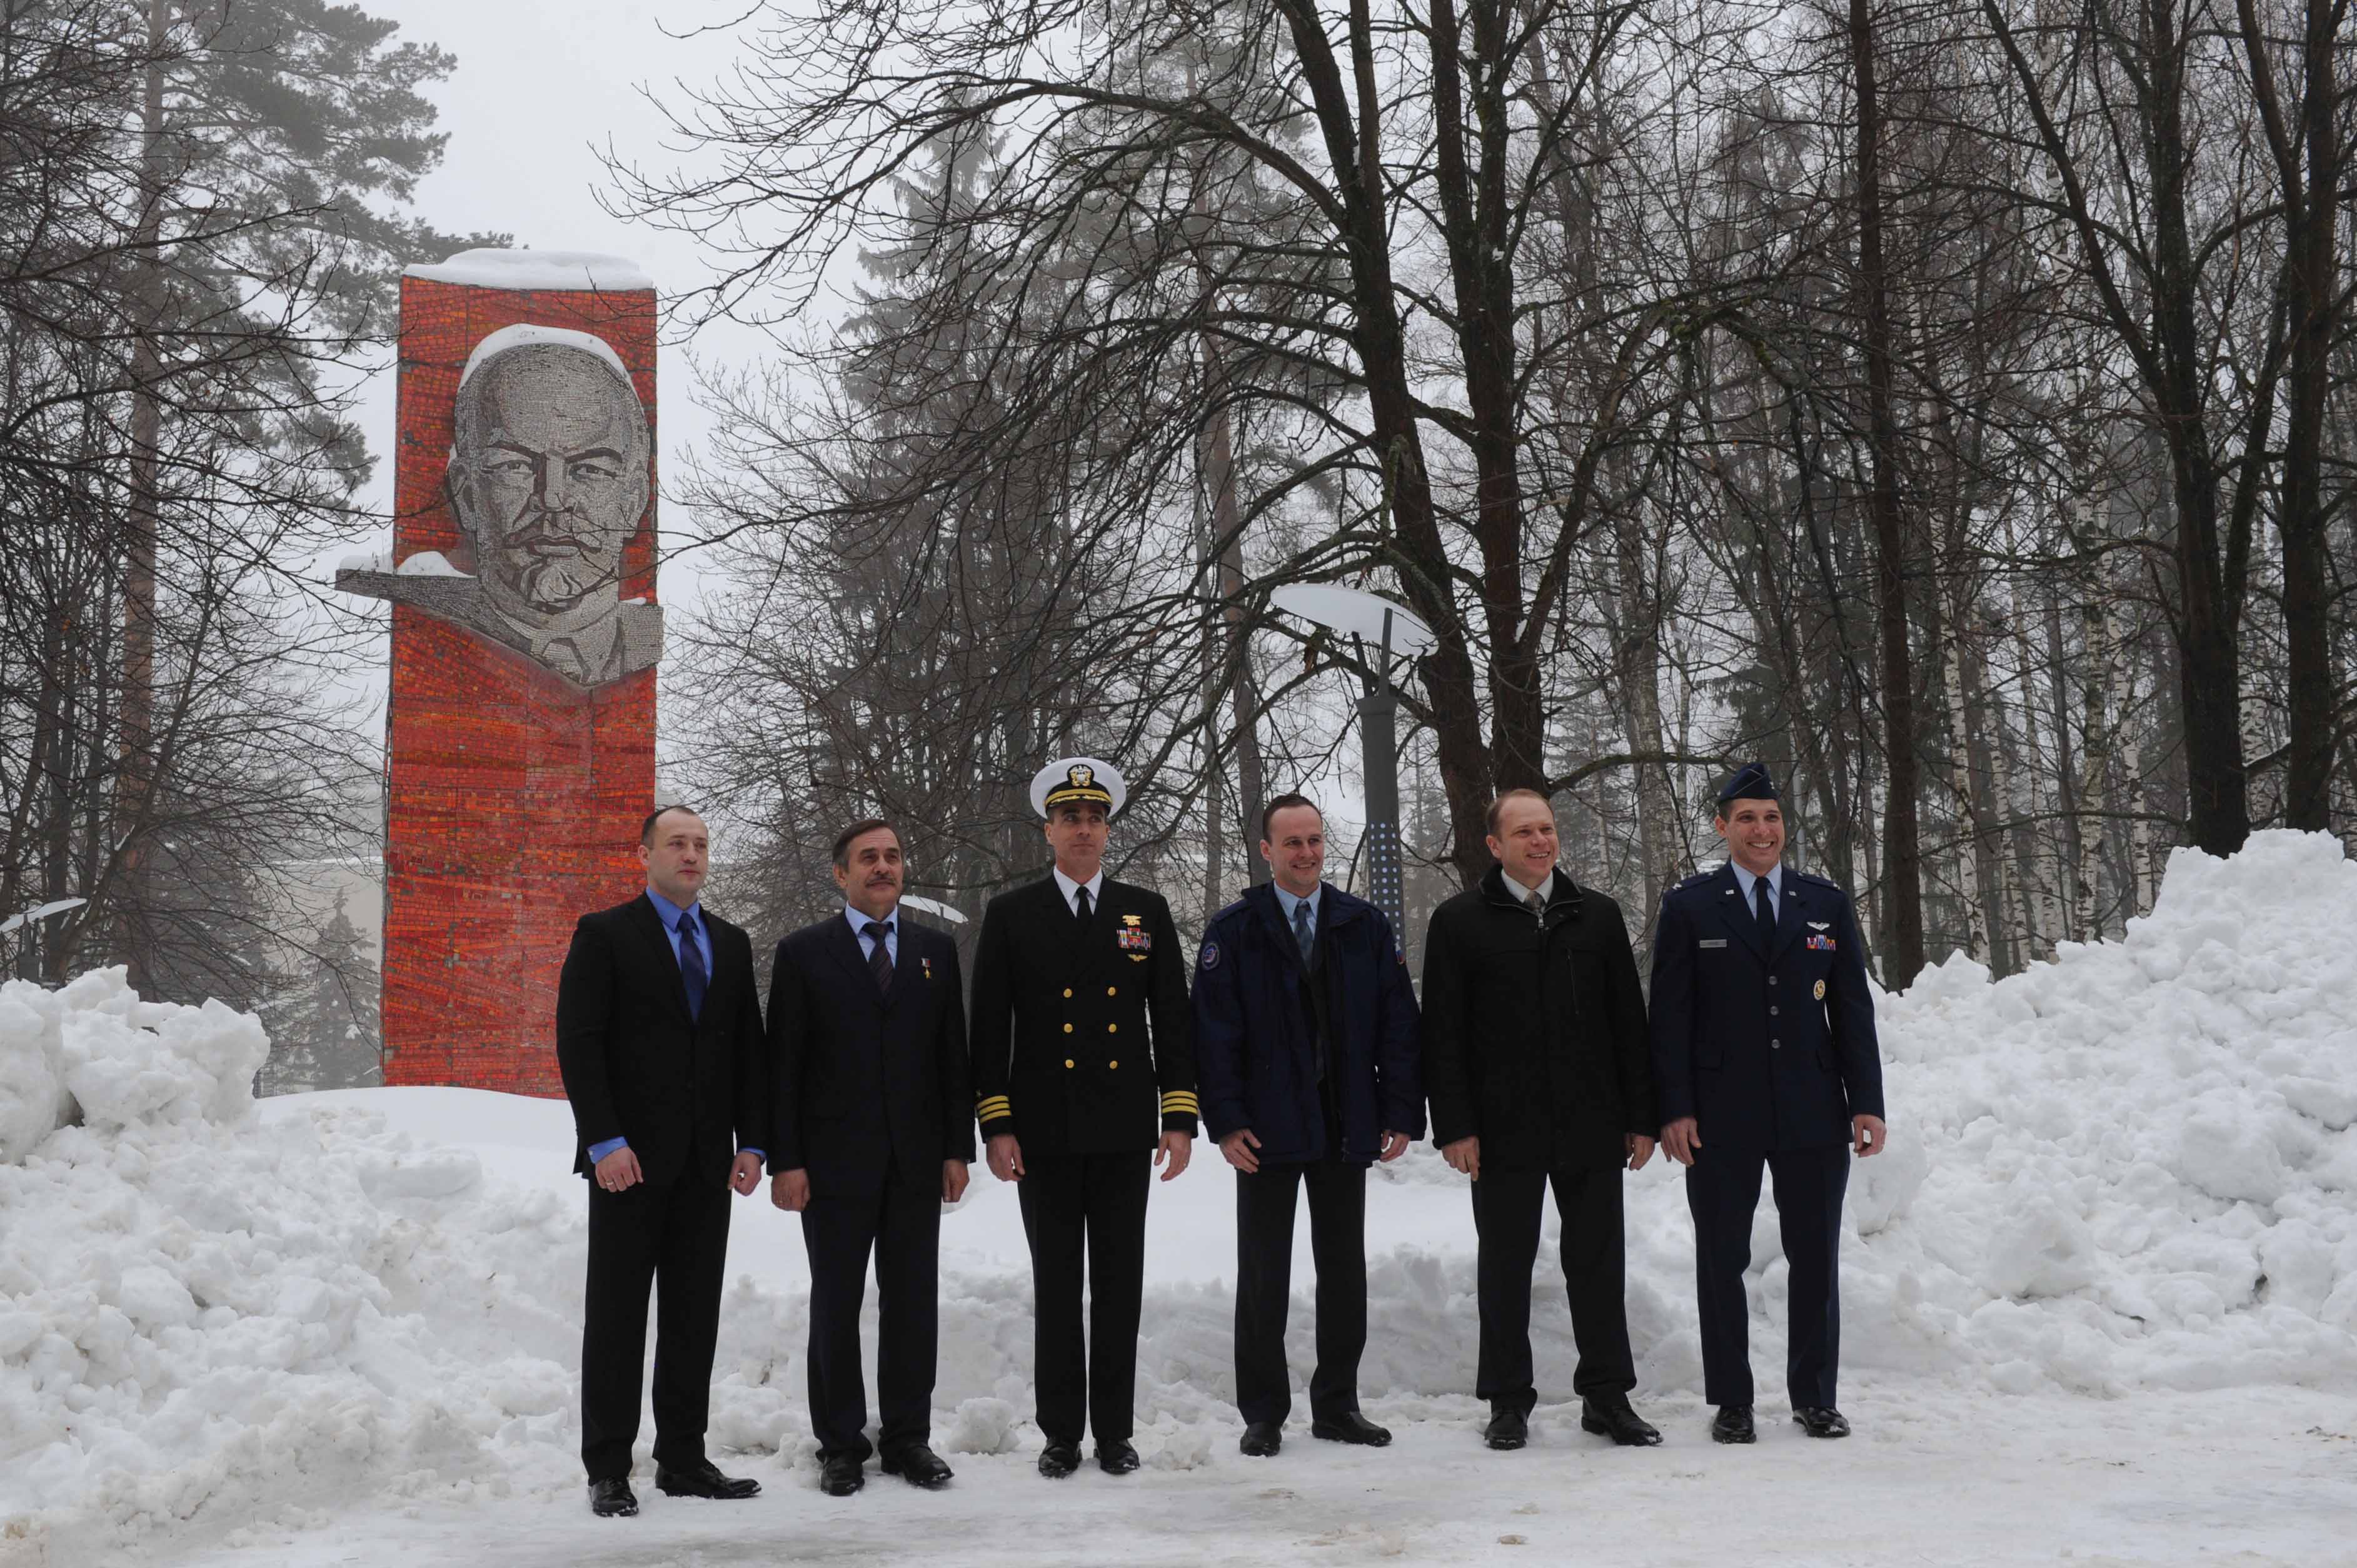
left=1030, top=756, right=1126, bottom=818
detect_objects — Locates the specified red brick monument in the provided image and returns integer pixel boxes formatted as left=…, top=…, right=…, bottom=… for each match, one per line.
left=339, top=251, right=661, bottom=1093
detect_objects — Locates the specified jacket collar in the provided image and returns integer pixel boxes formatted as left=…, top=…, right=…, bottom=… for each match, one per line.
left=1478, top=863, right=1583, bottom=922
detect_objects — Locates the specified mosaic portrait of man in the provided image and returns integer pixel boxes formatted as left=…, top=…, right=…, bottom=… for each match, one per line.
left=338, top=323, right=663, bottom=689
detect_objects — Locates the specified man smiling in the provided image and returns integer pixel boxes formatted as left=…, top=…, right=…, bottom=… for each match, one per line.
left=1419, top=788, right=1663, bottom=1452
left=1649, top=763, right=1888, bottom=1445
left=1192, top=794, right=1420, bottom=1457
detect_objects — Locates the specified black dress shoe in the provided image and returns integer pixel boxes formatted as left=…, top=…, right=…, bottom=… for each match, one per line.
left=1579, top=1398, right=1663, bottom=1447
left=1095, top=1440, right=1141, bottom=1474
left=588, top=1477, right=638, bottom=1517
left=818, top=1454, right=865, bottom=1496
left=1711, top=1405, right=1757, bottom=1444
left=1310, top=1412, right=1392, bottom=1447
left=1239, top=1421, right=1282, bottom=1457
left=1793, top=1406, right=1851, bottom=1439
left=1482, top=1407, right=1528, bottom=1450
left=656, top=1459, right=760, bottom=1500
left=880, top=1444, right=954, bottom=1487
left=1037, top=1439, right=1082, bottom=1479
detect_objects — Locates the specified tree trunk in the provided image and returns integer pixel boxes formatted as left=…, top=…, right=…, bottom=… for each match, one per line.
left=1847, top=0, right=1924, bottom=986
left=116, top=0, right=168, bottom=992
left=2264, top=0, right=2342, bottom=831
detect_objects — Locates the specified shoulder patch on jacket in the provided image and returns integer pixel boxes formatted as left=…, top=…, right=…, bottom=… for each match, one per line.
left=1198, top=940, right=1221, bottom=970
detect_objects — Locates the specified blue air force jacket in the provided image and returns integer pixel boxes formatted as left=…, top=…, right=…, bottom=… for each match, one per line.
left=1647, top=863, right=1886, bottom=1152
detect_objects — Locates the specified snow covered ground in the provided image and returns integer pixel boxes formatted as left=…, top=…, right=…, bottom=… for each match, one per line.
left=4, top=832, right=2354, bottom=1566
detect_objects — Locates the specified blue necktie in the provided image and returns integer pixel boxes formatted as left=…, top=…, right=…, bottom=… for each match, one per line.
left=1292, top=898, right=1315, bottom=967
left=676, top=910, right=707, bottom=1020
left=864, top=920, right=893, bottom=993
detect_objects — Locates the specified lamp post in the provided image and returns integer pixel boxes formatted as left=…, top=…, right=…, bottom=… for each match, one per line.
left=1267, top=585, right=1436, bottom=942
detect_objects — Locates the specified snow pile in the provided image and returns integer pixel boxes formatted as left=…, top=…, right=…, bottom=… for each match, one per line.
left=0, top=973, right=585, bottom=1558
left=1829, top=828, right=2357, bottom=1394
left=0, top=968, right=266, bottom=1162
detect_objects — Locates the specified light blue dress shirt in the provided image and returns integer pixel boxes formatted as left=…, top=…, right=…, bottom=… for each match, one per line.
left=588, top=886, right=762, bottom=1168
left=845, top=903, right=899, bottom=965
left=1729, top=860, right=1784, bottom=923
left=1272, top=882, right=1323, bottom=946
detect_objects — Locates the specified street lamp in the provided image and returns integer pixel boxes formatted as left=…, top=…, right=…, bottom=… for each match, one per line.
left=1267, top=584, right=1436, bottom=942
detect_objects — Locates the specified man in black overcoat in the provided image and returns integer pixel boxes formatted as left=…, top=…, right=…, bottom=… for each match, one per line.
left=766, top=818, right=973, bottom=1497
left=555, top=805, right=768, bottom=1517
left=1192, top=793, right=1422, bottom=1457
left=1651, top=763, right=1888, bottom=1444
left=970, top=758, right=1198, bottom=1478
left=1420, top=788, right=1664, bottom=1452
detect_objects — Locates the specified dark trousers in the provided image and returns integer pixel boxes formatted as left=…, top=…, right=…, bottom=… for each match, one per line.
left=1233, top=1154, right=1368, bottom=1425
left=1686, top=1143, right=1849, bottom=1409
left=800, top=1177, right=943, bottom=1460
left=1471, top=1165, right=1636, bottom=1414
left=1016, top=1150, right=1150, bottom=1445
left=580, top=1166, right=731, bottom=1481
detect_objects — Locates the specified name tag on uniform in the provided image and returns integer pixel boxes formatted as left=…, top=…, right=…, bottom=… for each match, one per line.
left=1698, top=938, right=1727, bottom=949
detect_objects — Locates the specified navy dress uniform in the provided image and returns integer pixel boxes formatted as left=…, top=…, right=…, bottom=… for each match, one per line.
left=1649, top=764, right=1885, bottom=1432
left=968, top=760, right=1199, bottom=1464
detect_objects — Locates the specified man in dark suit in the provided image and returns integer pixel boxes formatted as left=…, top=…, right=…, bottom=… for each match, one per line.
left=1420, top=788, right=1664, bottom=1452
left=555, top=805, right=768, bottom=1518
left=970, top=758, right=1198, bottom=1478
left=1650, top=763, right=1889, bottom=1444
left=766, top=818, right=973, bottom=1497
left=1193, top=793, right=1422, bottom=1458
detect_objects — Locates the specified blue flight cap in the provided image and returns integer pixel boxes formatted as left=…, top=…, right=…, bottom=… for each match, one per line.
left=1717, top=762, right=1779, bottom=805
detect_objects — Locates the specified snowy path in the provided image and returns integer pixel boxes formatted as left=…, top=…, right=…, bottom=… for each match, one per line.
left=153, top=1385, right=2354, bottom=1567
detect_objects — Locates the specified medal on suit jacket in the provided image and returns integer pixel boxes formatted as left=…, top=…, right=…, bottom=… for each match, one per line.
left=1117, top=912, right=1150, bottom=960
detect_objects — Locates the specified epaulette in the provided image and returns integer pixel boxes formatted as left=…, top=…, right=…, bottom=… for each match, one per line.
left=1208, top=897, right=1250, bottom=927
left=1671, top=870, right=1717, bottom=892
left=1791, top=869, right=1845, bottom=893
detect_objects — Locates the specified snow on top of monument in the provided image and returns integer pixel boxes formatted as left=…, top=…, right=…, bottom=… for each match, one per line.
left=332, top=550, right=470, bottom=578
left=393, top=550, right=466, bottom=577
left=405, top=248, right=651, bottom=293
left=456, top=323, right=633, bottom=391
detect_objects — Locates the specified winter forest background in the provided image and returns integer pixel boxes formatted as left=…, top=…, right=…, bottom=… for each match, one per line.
left=2, top=0, right=2353, bottom=1092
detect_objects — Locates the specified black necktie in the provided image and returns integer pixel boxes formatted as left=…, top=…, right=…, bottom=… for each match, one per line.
left=864, top=920, right=893, bottom=993
left=1074, top=885, right=1092, bottom=925
left=1753, top=876, right=1776, bottom=946
left=676, top=910, right=707, bottom=1020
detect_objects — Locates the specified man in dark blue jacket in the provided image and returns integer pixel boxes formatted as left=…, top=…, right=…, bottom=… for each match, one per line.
left=1650, top=763, right=1887, bottom=1445
left=1192, top=793, right=1422, bottom=1458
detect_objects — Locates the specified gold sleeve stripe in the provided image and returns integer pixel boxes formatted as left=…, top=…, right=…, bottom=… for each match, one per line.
left=975, top=1097, right=1013, bottom=1117
left=1159, top=1093, right=1200, bottom=1111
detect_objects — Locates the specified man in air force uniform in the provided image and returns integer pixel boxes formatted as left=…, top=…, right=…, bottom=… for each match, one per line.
left=1649, top=763, right=1889, bottom=1445
left=969, top=758, right=1199, bottom=1478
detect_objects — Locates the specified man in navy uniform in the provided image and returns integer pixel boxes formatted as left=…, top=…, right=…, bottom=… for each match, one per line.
left=970, top=758, right=1198, bottom=1477
left=765, top=818, right=972, bottom=1497
left=555, top=805, right=768, bottom=1517
left=1421, top=788, right=1664, bottom=1452
left=1649, top=763, right=1889, bottom=1444
left=1192, top=793, right=1422, bottom=1458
